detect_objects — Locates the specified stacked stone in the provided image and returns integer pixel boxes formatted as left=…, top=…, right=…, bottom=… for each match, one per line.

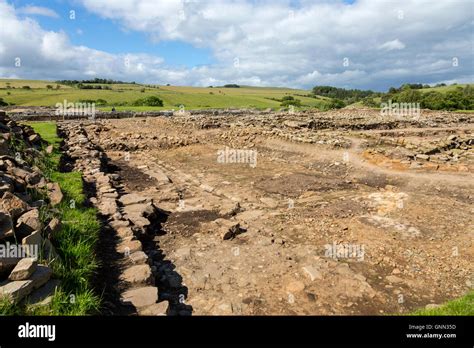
left=0, top=110, right=60, bottom=305
left=58, top=121, right=169, bottom=315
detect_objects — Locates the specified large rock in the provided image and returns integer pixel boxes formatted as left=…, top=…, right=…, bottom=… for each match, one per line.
left=119, top=194, right=151, bottom=206
left=26, top=279, right=60, bottom=307
left=122, top=202, right=156, bottom=218
left=138, top=301, right=169, bottom=316
left=145, top=168, right=170, bottom=184
left=9, top=258, right=37, bottom=281
left=128, top=251, right=148, bottom=265
left=28, top=134, right=41, bottom=145
left=120, top=286, right=158, bottom=308
left=22, top=230, right=42, bottom=257
left=8, top=166, right=31, bottom=180
left=0, top=211, right=14, bottom=240
left=15, top=209, right=41, bottom=238
left=0, top=265, right=52, bottom=303
left=98, top=198, right=118, bottom=215
left=117, top=239, right=142, bottom=254
left=119, top=265, right=154, bottom=285
left=0, top=192, right=29, bottom=218
left=0, top=280, right=33, bottom=303
left=122, top=203, right=155, bottom=229
left=125, top=215, right=151, bottom=229
left=213, top=218, right=246, bottom=240
left=44, top=218, right=61, bottom=238
left=46, top=182, right=63, bottom=206
left=29, top=265, right=53, bottom=289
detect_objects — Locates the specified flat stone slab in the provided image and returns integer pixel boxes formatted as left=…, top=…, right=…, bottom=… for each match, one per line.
left=138, top=301, right=169, bottom=316
left=129, top=251, right=148, bottom=265
left=98, top=198, right=118, bottom=215
left=16, top=209, right=41, bottom=237
left=120, top=286, right=158, bottom=308
left=117, top=239, right=142, bottom=254
left=122, top=202, right=156, bottom=217
left=0, top=279, right=33, bottom=303
left=0, top=192, right=29, bottom=219
left=119, top=194, right=152, bottom=206
left=46, top=182, right=63, bottom=206
left=26, top=279, right=61, bottom=306
left=119, top=264, right=153, bottom=285
left=9, top=258, right=37, bottom=281
left=30, top=265, right=53, bottom=290
left=0, top=264, right=51, bottom=303
left=144, top=169, right=170, bottom=184
left=22, top=230, right=42, bottom=257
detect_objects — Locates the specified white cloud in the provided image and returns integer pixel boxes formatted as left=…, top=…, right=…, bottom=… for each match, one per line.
left=17, top=5, right=59, bottom=18
left=379, top=39, right=406, bottom=51
left=0, top=0, right=472, bottom=90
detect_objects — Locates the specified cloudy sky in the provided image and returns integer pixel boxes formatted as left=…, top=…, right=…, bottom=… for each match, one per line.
left=0, top=0, right=472, bottom=91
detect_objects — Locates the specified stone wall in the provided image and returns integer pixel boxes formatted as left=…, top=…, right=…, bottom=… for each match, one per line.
left=58, top=121, right=170, bottom=315
left=0, top=110, right=60, bottom=305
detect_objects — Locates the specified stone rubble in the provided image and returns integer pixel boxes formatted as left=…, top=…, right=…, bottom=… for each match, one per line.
left=0, top=111, right=57, bottom=305
left=58, top=121, right=169, bottom=315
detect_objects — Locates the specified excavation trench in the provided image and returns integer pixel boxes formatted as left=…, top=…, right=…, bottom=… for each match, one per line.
left=105, top=159, right=193, bottom=316
left=57, top=122, right=192, bottom=316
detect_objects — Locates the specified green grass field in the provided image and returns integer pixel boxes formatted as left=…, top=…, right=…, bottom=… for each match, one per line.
left=418, top=84, right=470, bottom=93
left=0, top=79, right=329, bottom=110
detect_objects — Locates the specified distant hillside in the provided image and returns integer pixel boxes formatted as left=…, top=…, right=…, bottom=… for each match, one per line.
left=0, top=79, right=332, bottom=111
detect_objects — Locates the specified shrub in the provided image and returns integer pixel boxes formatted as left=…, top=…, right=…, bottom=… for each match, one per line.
left=361, top=97, right=377, bottom=107
left=327, top=98, right=345, bottom=109
left=280, top=96, right=301, bottom=107
left=0, top=98, right=8, bottom=106
left=132, top=96, right=164, bottom=107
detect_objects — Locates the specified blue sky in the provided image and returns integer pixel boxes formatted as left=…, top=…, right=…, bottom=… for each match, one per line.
left=11, top=0, right=215, bottom=68
left=1, top=0, right=473, bottom=91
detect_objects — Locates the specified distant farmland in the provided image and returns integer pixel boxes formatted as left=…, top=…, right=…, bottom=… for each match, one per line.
left=0, top=79, right=331, bottom=111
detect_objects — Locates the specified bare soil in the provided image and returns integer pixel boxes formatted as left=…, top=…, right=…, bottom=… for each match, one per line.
left=79, top=109, right=473, bottom=315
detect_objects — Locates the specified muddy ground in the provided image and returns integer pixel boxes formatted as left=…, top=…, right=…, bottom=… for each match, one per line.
left=73, top=109, right=473, bottom=315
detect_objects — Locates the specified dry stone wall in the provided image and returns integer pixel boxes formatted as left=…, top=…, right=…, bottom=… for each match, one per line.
left=0, top=111, right=59, bottom=305
left=58, top=121, right=170, bottom=315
